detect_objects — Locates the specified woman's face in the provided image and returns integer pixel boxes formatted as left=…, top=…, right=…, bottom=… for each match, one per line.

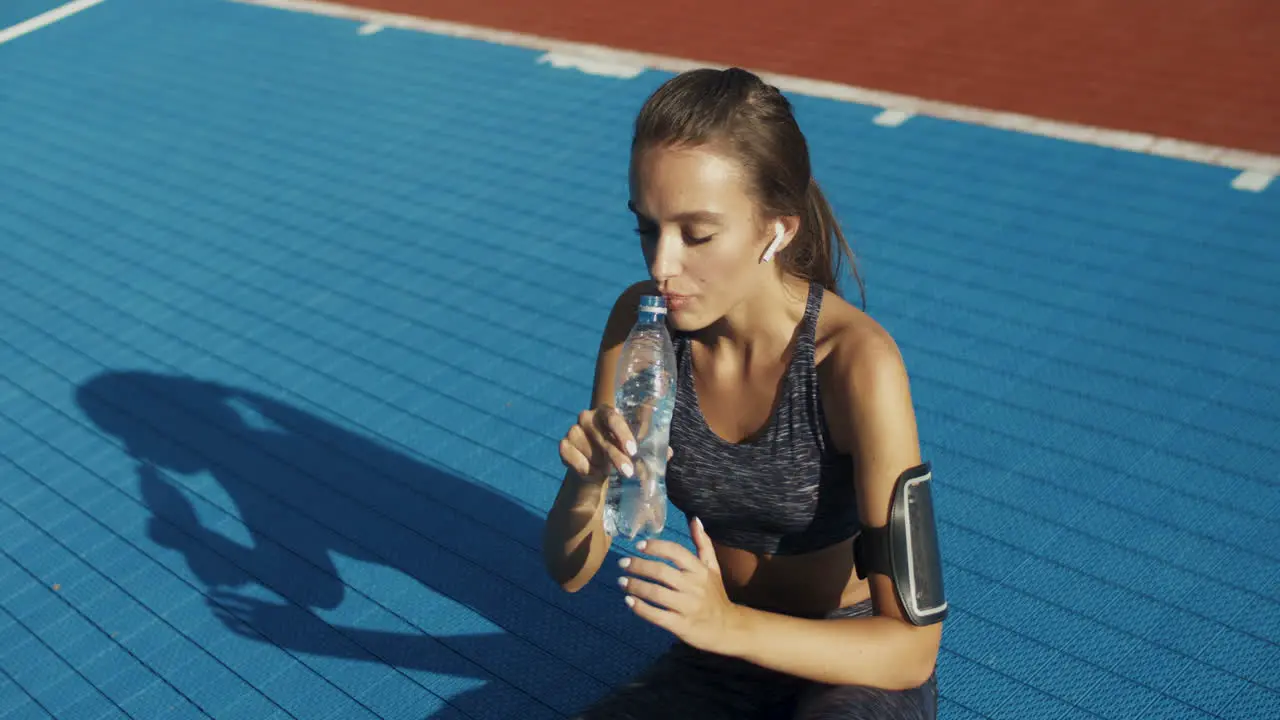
left=628, top=144, right=778, bottom=332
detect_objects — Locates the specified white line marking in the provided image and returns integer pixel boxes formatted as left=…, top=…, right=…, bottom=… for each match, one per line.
left=1231, top=170, right=1274, bottom=193
left=872, top=109, right=913, bottom=128
left=0, top=0, right=107, bottom=45
left=357, top=22, right=382, bottom=35
left=537, top=50, right=645, bottom=79
left=230, top=0, right=1280, bottom=178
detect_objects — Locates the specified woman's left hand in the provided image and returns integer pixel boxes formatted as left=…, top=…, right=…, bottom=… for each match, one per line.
left=618, top=516, right=743, bottom=655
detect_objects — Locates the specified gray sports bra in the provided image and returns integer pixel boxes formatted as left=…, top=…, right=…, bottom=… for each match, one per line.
left=664, top=282, right=860, bottom=555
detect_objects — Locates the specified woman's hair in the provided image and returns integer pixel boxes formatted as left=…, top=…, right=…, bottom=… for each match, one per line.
left=631, top=67, right=866, bottom=306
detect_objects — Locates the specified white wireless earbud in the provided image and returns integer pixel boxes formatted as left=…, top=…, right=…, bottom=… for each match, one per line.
left=761, top=222, right=785, bottom=264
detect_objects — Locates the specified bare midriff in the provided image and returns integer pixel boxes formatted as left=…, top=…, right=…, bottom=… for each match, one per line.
left=714, top=536, right=871, bottom=618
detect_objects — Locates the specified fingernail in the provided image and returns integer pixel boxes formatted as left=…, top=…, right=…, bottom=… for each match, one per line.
left=627, top=442, right=637, bottom=456
left=624, top=596, right=635, bottom=607
left=636, top=541, right=647, bottom=552
left=621, top=463, right=634, bottom=477
left=617, top=576, right=628, bottom=588
left=618, top=558, right=631, bottom=569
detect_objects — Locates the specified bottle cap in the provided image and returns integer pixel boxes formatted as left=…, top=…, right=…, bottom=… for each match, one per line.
left=638, top=295, right=667, bottom=314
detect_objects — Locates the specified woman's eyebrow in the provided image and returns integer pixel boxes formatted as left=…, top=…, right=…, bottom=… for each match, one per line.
left=628, top=201, right=725, bottom=224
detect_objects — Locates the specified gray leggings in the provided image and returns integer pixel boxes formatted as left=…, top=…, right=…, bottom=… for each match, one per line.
left=574, top=599, right=938, bottom=720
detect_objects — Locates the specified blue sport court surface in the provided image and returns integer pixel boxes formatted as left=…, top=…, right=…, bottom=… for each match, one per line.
left=1, top=0, right=1278, bottom=718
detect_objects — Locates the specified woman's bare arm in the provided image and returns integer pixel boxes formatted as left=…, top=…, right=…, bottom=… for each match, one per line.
left=542, top=281, right=653, bottom=592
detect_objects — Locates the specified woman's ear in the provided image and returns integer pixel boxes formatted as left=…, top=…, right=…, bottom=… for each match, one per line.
left=760, top=216, right=801, bottom=264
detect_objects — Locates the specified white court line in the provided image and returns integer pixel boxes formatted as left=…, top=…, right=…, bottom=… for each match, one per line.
left=537, top=49, right=645, bottom=79
left=0, top=0, right=107, bottom=45
left=873, top=109, right=913, bottom=128
left=1231, top=170, right=1275, bottom=193
left=231, top=0, right=1280, bottom=179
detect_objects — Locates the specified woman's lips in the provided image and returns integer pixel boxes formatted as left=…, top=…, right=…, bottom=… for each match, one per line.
left=664, top=294, right=693, bottom=311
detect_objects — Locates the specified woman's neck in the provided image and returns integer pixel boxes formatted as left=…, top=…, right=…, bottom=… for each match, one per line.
left=695, top=274, right=811, bottom=360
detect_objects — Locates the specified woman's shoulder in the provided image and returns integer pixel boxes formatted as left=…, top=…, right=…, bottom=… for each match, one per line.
left=815, top=289, right=903, bottom=368
left=599, top=279, right=659, bottom=329
left=814, top=288, right=914, bottom=423
left=592, top=279, right=663, bottom=352
left=612, top=279, right=660, bottom=309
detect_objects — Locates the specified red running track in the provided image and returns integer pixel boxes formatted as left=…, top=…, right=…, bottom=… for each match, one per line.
left=339, top=0, right=1280, bottom=155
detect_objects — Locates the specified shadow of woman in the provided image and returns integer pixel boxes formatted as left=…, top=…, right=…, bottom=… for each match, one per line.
left=75, top=370, right=662, bottom=719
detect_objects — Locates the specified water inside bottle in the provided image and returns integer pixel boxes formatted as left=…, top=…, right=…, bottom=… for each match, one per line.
left=607, top=363, right=675, bottom=545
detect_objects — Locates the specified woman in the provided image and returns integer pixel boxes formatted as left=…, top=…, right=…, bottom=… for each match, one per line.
left=543, top=67, right=945, bottom=719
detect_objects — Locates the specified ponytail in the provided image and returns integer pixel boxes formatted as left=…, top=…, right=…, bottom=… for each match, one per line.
left=783, top=178, right=866, bottom=308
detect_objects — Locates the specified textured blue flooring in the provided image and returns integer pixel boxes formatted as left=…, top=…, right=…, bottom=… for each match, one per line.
left=1, top=0, right=1278, bottom=718
left=0, top=0, right=73, bottom=29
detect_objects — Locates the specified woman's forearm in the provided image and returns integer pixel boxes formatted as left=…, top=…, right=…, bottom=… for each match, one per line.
left=542, top=471, right=613, bottom=592
left=722, top=604, right=940, bottom=691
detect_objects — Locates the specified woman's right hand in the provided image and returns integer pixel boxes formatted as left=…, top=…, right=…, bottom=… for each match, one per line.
left=559, top=406, right=638, bottom=484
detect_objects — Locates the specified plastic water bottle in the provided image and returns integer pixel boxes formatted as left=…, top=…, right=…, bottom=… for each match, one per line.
left=603, top=295, right=677, bottom=544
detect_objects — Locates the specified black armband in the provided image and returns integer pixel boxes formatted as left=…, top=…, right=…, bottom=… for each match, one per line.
left=853, top=462, right=948, bottom=626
